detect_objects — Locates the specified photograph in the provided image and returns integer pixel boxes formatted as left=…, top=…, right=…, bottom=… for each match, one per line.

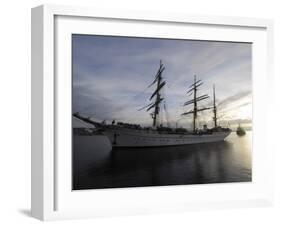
left=72, top=34, right=252, bottom=190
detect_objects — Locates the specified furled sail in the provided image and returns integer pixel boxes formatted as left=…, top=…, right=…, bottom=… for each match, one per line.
left=182, top=107, right=211, bottom=116
left=147, top=98, right=164, bottom=111
left=148, top=66, right=165, bottom=88
left=183, top=94, right=209, bottom=106
left=150, top=81, right=166, bottom=100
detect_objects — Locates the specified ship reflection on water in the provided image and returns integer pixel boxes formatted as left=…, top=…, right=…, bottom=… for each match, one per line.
left=73, top=132, right=252, bottom=190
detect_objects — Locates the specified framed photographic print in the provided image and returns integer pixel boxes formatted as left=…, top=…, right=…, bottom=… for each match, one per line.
left=31, top=4, right=274, bottom=220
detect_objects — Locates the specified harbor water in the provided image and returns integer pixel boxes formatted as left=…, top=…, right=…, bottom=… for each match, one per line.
left=73, top=131, right=252, bottom=190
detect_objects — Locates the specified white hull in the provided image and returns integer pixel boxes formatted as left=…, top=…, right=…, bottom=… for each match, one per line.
left=103, top=128, right=231, bottom=148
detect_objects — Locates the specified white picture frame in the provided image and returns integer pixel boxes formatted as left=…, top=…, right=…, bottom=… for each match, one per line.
left=31, top=4, right=274, bottom=221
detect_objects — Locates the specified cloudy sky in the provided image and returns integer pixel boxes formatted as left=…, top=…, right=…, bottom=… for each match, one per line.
left=72, top=34, right=252, bottom=129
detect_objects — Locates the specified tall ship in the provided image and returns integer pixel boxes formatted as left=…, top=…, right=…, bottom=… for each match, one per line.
left=97, top=61, right=231, bottom=148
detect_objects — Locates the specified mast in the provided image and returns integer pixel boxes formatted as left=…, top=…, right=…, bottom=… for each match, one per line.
left=153, top=61, right=163, bottom=127
left=182, top=75, right=210, bottom=133
left=193, top=75, right=197, bottom=132
left=138, top=60, right=166, bottom=127
left=213, top=84, right=217, bottom=128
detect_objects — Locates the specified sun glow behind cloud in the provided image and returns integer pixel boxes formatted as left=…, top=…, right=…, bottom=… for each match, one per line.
left=72, top=35, right=252, bottom=129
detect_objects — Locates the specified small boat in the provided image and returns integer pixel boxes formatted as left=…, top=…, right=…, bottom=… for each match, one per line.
left=236, top=124, right=246, bottom=136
